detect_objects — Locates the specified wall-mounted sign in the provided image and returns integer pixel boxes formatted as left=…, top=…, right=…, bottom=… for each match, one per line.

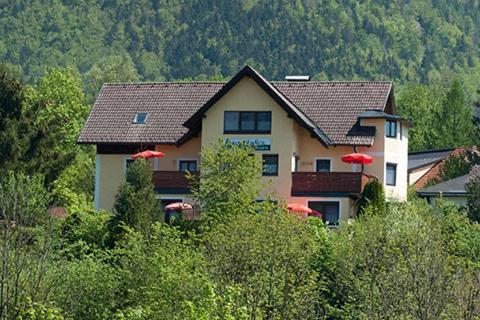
left=225, top=138, right=272, bottom=151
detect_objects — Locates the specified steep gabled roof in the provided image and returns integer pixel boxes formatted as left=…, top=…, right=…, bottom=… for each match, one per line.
left=183, top=65, right=332, bottom=146
left=78, top=65, right=394, bottom=146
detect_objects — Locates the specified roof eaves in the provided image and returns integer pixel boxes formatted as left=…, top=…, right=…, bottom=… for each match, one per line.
left=183, top=65, right=332, bottom=146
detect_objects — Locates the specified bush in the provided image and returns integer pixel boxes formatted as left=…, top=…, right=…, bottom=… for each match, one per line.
left=190, top=141, right=264, bottom=228
left=466, top=165, right=480, bottom=222
left=204, top=211, right=328, bottom=319
left=331, top=201, right=471, bottom=319
left=357, top=179, right=385, bottom=215
left=107, top=158, right=160, bottom=246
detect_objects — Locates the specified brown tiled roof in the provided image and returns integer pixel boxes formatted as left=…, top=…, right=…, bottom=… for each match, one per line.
left=78, top=67, right=393, bottom=146
left=273, top=82, right=392, bottom=145
left=79, top=83, right=224, bottom=144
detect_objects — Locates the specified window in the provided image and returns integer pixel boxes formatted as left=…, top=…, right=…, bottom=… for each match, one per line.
left=309, top=201, right=340, bottom=226
left=385, top=120, right=397, bottom=138
left=262, top=154, right=278, bottom=176
left=179, top=160, right=197, bottom=172
left=386, top=163, right=397, bottom=186
left=315, top=159, right=331, bottom=172
left=133, top=112, right=148, bottom=124
left=224, top=111, right=271, bottom=133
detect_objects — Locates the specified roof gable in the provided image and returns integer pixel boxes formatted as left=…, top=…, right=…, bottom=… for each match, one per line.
left=183, top=65, right=332, bottom=146
left=78, top=66, right=394, bottom=146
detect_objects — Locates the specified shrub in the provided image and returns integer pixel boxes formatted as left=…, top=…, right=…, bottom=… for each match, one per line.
left=466, top=165, right=480, bottom=222
left=204, top=210, right=328, bottom=319
left=357, top=179, right=385, bottom=215
left=107, top=158, right=160, bottom=246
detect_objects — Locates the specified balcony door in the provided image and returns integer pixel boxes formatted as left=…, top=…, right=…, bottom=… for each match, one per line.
left=308, top=201, right=340, bottom=226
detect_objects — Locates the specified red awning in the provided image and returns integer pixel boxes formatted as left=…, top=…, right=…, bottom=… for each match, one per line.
left=341, top=153, right=373, bottom=165
left=132, top=150, right=165, bottom=160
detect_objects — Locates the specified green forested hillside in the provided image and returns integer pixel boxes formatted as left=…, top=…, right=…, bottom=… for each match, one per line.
left=1, top=0, right=479, bottom=97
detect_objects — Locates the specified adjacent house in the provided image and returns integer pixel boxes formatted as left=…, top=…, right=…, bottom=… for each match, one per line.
left=408, top=148, right=466, bottom=189
left=78, top=65, right=410, bottom=224
left=417, top=174, right=470, bottom=206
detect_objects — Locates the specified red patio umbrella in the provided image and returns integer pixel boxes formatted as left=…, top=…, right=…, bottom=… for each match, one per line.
left=309, top=209, right=322, bottom=218
left=164, top=202, right=193, bottom=211
left=341, top=153, right=373, bottom=164
left=287, top=203, right=313, bottom=214
left=132, top=150, right=165, bottom=160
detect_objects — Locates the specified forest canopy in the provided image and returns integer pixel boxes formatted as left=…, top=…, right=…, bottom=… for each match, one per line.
left=0, top=0, right=479, bottom=101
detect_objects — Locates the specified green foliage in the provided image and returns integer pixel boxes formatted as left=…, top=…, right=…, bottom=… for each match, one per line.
left=60, top=207, right=112, bottom=258
left=0, top=1, right=479, bottom=104
left=84, top=55, right=139, bottom=102
left=465, top=165, right=480, bottom=222
left=16, top=297, right=63, bottom=320
left=190, top=141, right=264, bottom=227
left=398, top=80, right=477, bottom=152
left=108, top=159, right=160, bottom=246
left=25, top=67, right=89, bottom=152
left=432, top=79, right=475, bottom=149
left=204, top=211, right=327, bottom=319
left=396, top=83, right=443, bottom=151
left=0, top=171, right=56, bottom=320
left=0, top=66, right=91, bottom=185
left=357, top=179, right=385, bottom=215
left=111, top=224, right=235, bottom=320
left=51, top=152, right=95, bottom=210
left=52, top=257, right=120, bottom=320
left=331, top=201, right=457, bottom=319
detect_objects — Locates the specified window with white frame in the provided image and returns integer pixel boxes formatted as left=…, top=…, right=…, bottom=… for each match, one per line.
left=179, top=160, right=197, bottom=172
left=385, top=120, right=397, bottom=138
left=386, top=163, right=397, bottom=186
left=315, top=159, right=331, bottom=172
left=308, top=201, right=340, bottom=226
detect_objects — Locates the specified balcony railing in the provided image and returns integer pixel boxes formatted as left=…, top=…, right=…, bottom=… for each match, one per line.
left=153, top=171, right=198, bottom=194
left=291, top=172, right=369, bottom=196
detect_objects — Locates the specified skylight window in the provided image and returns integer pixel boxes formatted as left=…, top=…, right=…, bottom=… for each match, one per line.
left=133, top=112, right=148, bottom=124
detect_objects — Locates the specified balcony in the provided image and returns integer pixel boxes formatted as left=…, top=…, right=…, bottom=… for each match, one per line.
left=291, top=172, right=369, bottom=197
left=153, top=171, right=197, bottom=194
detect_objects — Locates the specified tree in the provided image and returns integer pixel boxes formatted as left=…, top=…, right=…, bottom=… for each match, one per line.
left=332, top=202, right=455, bottom=319
left=357, top=179, right=385, bottom=215
left=107, top=159, right=160, bottom=246
left=25, top=68, right=89, bottom=153
left=84, top=55, right=139, bottom=102
left=397, top=84, right=443, bottom=151
left=204, top=211, right=325, bottom=319
left=0, top=171, right=54, bottom=319
left=190, top=141, right=264, bottom=227
left=433, top=79, right=475, bottom=149
left=465, top=165, right=480, bottom=223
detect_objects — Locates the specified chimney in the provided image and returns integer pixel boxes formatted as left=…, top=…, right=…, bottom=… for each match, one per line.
left=285, top=75, right=310, bottom=82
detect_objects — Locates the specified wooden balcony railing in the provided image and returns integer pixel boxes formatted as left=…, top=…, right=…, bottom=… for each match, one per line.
left=291, top=172, right=370, bottom=196
left=153, top=171, right=198, bottom=194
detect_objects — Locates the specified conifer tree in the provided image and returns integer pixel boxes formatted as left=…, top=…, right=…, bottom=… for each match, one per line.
left=107, top=158, right=160, bottom=246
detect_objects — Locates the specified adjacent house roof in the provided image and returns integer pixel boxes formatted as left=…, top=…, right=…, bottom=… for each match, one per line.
left=408, top=148, right=454, bottom=171
left=78, top=65, right=394, bottom=146
left=417, top=174, right=469, bottom=197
